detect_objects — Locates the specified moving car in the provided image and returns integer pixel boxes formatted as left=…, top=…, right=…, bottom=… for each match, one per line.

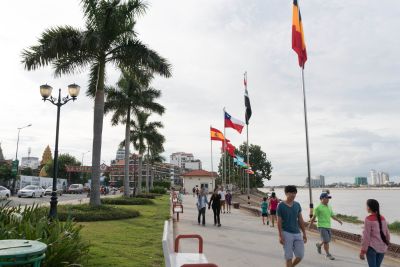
left=68, top=184, right=84, bottom=194
left=17, top=185, right=45, bottom=198
left=44, top=186, right=63, bottom=196
left=0, top=186, right=11, bottom=199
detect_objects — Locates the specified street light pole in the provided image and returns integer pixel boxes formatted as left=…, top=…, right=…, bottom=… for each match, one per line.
left=12, top=124, right=32, bottom=194
left=40, top=83, right=80, bottom=219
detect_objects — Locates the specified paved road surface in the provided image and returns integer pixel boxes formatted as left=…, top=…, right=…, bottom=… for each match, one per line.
left=174, top=194, right=399, bottom=267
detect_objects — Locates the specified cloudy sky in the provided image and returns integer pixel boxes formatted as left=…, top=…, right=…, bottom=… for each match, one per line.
left=1, top=0, right=400, bottom=185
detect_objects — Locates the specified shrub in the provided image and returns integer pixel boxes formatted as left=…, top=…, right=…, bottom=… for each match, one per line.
left=0, top=202, right=89, bottom=267
left=388, top=221, right=400, bottom=233
left=54, top=204, right=140, bottom=222
left=135, top=193, right=162, bottom=199
left=101, top=197, right=153, bottom=205
left=153, top=181, right=171, bottom=188
left=150, top=186, right=167, bottom=194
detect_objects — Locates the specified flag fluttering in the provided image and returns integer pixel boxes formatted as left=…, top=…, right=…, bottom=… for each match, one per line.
left=292, top=0, right=307, bottom=68
left=224, top=111, right=245, bottom=133
left=222, top=141, right=236, bottom=157
left=244, top=72, right=252, bottom=125
left=210, top=127, right=225, bottom=141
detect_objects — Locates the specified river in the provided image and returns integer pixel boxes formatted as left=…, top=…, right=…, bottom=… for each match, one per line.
left=259, top=187, right=400, bottom=244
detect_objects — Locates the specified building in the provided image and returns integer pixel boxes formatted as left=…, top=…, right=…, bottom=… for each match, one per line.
left=170, top=152, right=202, bottom=171
left=109, top=154, right=183, bottom=187
left=20, top=157, right=39, bottom=170
left=115, top=148, right=125, bottom=161
left=380, top=172, right=390, bottom=184
left=181, top=170, right=217, bottom=193
left=355, top=177, right=368, bottom=186
left=305, top=175, right=325, bottom=188
left=370, top=169, right=379, bottom=185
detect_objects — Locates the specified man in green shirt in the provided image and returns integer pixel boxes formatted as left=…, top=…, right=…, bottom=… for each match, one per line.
left=309, top=192, right=343, bottom=260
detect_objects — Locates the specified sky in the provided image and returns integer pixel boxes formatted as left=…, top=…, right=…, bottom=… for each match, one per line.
left=1, top=0, right=400, bottom=186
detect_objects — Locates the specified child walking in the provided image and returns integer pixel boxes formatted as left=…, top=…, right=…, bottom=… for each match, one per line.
left=261, top=197, right=269, bottom=225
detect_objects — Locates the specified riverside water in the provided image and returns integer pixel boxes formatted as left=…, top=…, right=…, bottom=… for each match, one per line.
left=259, top=187, right=400, bottom=244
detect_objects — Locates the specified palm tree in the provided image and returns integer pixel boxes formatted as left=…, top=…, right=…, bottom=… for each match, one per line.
left=129, top=112, right=163, bottom=194
left=146, top=136, right=165, bottom=189
left=22, top=0, right=171, bottom=206
left=105, top=70, right=164, bottom=197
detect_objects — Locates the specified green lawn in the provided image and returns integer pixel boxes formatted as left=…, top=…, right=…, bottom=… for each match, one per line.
left=80, top=195, right=170, bottom=267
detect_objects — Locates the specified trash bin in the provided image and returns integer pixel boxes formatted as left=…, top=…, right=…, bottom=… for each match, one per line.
left=233, top=202, right=240, bottom=209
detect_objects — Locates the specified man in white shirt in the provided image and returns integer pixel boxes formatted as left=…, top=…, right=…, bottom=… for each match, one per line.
left=218, top=186, right=227, bottom=214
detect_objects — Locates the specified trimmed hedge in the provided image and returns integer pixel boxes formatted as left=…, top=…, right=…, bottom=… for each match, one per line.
left=150, top=186, right=167, bottom=194
left=55, top=204, right=140, bottom=222
left=101, top=197, right=153, bottom=205
left=135, top=193, right=162, bottom=199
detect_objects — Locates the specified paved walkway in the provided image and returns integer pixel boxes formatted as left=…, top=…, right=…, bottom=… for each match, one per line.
left=174, top=194, right=399, bottom=267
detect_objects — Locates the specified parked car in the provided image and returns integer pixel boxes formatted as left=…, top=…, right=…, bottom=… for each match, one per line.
left=68, top=184, right=84, bottom=194
left=0, top=186, right=11, bottom=199
left=17, top=185, right=45, bottom=198
left=44, top=186, right=63, bottom=196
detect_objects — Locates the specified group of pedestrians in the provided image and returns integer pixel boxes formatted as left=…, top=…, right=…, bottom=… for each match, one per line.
left=259, top=192, right=279, bottom=226
left=275, top=185, right=391, bottom=267
left=196, top=186, right=233, bottom=227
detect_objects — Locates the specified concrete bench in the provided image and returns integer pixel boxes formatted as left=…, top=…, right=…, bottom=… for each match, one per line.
left=163, top=220, right=216, bottom=267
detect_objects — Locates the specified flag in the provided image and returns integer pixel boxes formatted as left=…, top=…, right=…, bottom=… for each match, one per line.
left=223, top=141, right=236, bottom=157
left=210, top=127, right=225, bottom=141
left=224, top=111, right=245, bottom=133
left=244, top=72, right=252, bottom=125
left=292, top=0, right=307, bottom=68
left=246, top=169, right=254, bottom=175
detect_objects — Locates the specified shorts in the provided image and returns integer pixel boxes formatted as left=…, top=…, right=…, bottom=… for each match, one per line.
left=220, top=200, right=226, bottom=206
left=282, top=231, right=304, bottom=260
left=318, top=227, right=331, bottom=243
left=270, top=210, right=277, bottom=215
left=262, top=213, right=268, bottom=217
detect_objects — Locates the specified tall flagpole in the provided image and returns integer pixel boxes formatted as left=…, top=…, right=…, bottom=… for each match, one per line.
left=301, top=67, right=313, bottom=218
left=223, top=107, right=226, bottom=186
left=246, top=125, right=250, bottom=204
left=210, top=125, right=214, bottom=185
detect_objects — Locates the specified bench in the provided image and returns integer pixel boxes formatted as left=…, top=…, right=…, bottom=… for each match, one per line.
left=163, top=220, right=218, bottom=267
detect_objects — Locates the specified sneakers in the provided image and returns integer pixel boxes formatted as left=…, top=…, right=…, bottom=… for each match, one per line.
left=316, top=243, right=322, bottom=254
left=217, top=224, right=221, bottom=227
left=326, top=254, right=335, bottom=260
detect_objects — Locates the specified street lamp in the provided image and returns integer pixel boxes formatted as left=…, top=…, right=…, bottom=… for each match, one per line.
left=41, top=83, right=80, bottom=219
left=11, top=124, right=32, bottom=194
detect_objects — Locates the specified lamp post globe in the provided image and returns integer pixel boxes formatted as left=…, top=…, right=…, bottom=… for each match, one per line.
left=41, top=83, right=79, bottom=219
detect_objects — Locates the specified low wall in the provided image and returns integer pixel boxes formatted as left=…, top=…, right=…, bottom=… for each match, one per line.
left=239, top=204, right=400, bottom=259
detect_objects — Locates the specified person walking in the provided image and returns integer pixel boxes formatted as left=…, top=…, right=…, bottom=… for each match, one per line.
left=192, top=187, right=196, bottom=197
left=277, top=185, right=307, bottom=267
left=218, top=186, right=226, bottom=214
left=261, top=197, right=269, bottom=225
left=309, top=192, right=343, bottom=260
left=360, top=199, right=390, bottom=267
left=209, top=188, right=221, bottom=227
left=269, top=192, right=279, bottom=227
left=226, top=190, right=232, bottom=213
left=196, top=188, right=208, bottom=226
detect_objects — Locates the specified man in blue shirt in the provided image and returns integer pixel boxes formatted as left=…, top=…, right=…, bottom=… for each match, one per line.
left=277, top=185, right=307, bottom=267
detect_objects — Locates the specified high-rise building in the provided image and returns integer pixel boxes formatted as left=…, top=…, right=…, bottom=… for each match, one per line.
left=380, top=172, right=390, bottom=184
left=170, top=152, right=202, bottom=171
left=355, top=176, right=368, bottom=186
left=116, top=148, right=125, bottom=160
left=20, top=157, right=40, bottom=169
left=370, top=169, right=379, bottom=185
left=305, top=175, right=325, bottom=188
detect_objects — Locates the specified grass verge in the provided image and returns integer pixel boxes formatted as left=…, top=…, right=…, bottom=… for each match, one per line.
left=101, top=197, right=154, bottom=205
left=80, top=195, right=170, bottom=267
left=336, top=213, right=363, bottom=224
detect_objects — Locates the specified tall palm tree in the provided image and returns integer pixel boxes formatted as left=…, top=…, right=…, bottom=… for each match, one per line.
left=105, top=70, right=164, bottom=197
left=22, top=0, right=171, bottom=206
left=129, top=112, right=163, bottom=194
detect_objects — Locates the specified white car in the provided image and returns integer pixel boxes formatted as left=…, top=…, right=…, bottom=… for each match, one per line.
left=0, top=186, right=11, bottom=199
left=44, top=186, right=63, bottom=196
left=17, top=185, right=45, bottom=198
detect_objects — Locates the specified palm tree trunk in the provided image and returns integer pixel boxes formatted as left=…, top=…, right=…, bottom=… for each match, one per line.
left=123, top=108, right=131, bottom=197
left=146, top=147, right=150, bottom=193
left=90, top=60, right=105, bottom=206
left=150, top=165, right=154, bottom=190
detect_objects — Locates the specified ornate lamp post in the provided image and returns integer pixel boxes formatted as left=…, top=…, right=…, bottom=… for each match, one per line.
left=40, top=83, right=80, bottom=218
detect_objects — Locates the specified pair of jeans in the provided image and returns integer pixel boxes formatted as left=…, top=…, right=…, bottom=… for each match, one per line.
left=366, top=247, right=385, bottom=267
left=198, top=207, right=206, bottom=225
left=212, top=206, right=220, bottom=225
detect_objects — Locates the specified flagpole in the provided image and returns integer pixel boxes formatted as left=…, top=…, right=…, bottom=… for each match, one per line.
left=246, top=124, right=250, bottom=204
left=210, top=125, right=214, bottom=179
left=223, top=107, right=227, bottom=186
left=301, top=67, right=313, bottom=219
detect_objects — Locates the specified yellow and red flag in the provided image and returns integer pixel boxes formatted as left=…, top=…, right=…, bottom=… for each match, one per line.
left=210, top=127, right=225, bottom=141
left=292, top=0, right=307, bottom=68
